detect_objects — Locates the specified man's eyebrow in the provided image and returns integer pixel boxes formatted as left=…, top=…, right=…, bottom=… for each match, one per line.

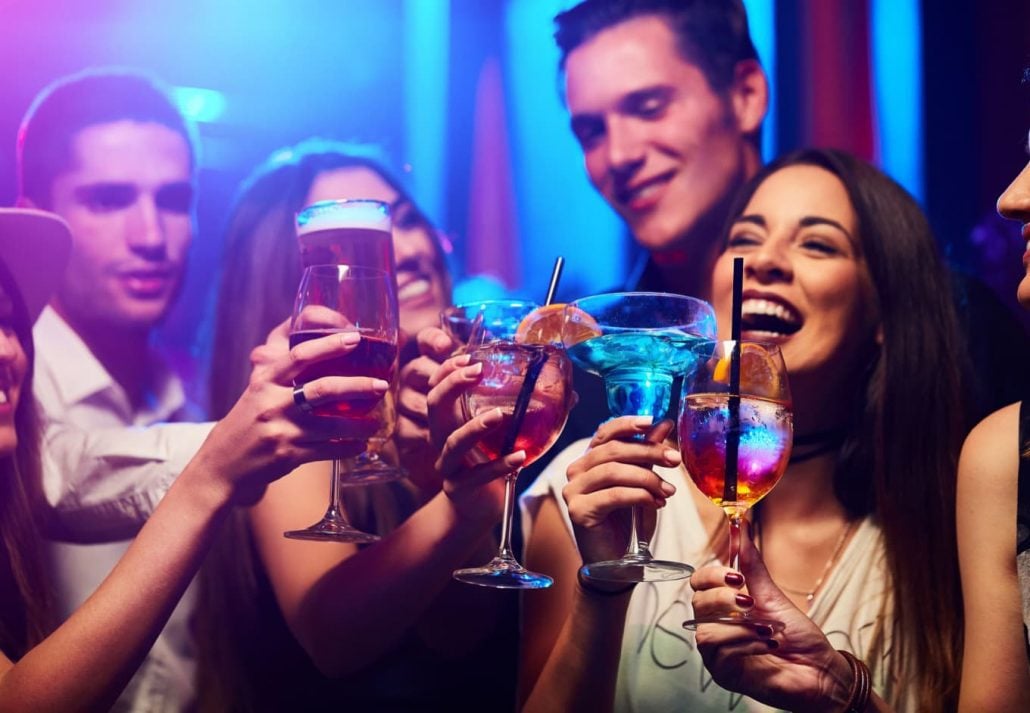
left=616, top=84, right=673, bottom=110
left=74, top=181, right=135, bottom=190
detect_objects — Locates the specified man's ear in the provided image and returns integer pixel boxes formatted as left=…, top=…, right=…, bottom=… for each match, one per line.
left=728, top=59, right=768, bottom=137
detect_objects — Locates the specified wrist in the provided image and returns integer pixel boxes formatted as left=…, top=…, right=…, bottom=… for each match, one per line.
left=835, top=650, right=872, bottom=713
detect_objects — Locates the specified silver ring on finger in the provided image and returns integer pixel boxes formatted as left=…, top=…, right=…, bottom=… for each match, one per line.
left=293, top=384, right=315, bottom=414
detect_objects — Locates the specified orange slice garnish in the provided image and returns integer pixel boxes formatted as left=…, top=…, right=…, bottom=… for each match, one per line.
left=713, top=342, right=781, bottom=396
left=515, top=304, right=601, bottom=346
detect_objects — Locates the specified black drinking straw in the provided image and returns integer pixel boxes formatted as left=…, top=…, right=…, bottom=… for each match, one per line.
left=544, top=256, right=565, bottom=307
left=502, top=257, right=565, bottom=454
left=722, top=257, right=744, bottom=504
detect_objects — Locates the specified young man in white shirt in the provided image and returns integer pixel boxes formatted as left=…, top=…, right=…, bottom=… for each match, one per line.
left=17, top=68, right=213, bottom=713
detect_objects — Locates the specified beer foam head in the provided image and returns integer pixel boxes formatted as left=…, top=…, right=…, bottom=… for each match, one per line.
left=296, top=199, right=391, bottom=235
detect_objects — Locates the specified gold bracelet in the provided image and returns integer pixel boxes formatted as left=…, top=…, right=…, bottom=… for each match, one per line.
left=837, top=649, right=871, bottom=713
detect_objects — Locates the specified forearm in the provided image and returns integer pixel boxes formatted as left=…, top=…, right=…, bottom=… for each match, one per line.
left=522, top=586, right=631, bottom=713
left=0, top=459, right=231, bottom=712
left=292, top=492, right=495, bottom=676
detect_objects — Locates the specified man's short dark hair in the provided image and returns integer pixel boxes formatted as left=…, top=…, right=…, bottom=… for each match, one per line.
left=554, top=0, right=758, bottom=92
left=17, top=68, right=196, bottom=208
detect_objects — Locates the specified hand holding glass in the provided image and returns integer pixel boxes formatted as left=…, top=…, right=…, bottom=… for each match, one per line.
left=679, top=340, right=792, bottom=629
left=564, top=292, right=716, bottom=583
left=451, top=301, right=574, bottom=589
left=284, top=265, right=399, bottom=542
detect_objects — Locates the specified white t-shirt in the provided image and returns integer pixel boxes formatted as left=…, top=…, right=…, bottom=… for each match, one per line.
left=521, top=438, right=904, bottom=713
left=34, top=307, right=213, bottom=713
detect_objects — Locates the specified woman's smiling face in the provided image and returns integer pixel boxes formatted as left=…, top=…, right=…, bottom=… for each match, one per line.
left=712, top=164, right=879, bottom=389
left=305, top=166, right=451, bottom=345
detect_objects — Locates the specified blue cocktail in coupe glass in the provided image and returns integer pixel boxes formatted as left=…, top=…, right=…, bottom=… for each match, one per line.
left=564, top=292, right=716, bottom=583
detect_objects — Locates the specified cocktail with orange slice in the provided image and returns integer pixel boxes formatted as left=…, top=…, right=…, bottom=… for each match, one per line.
left=449, top=300, right=575, bottom=589
left=679, top=341, right=792, bottom=630
left=562, top=292, right=717, bottom=583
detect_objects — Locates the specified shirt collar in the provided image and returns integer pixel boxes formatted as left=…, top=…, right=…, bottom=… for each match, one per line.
left=33, top=306, right=187, bottom=423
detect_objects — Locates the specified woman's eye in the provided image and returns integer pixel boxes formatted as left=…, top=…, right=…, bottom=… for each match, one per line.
left=727, top=233, right=761, bottom=248
left=800, top=238, right=840, bottom=255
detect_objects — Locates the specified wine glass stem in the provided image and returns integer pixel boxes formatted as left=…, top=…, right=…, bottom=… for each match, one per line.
left=496, top=471, right=519, bottom=562
left=625, top=506, right=651, bottom=559
left=327, top=458, right=345, bottom=520
left=728, top=513, right=742, bottom=571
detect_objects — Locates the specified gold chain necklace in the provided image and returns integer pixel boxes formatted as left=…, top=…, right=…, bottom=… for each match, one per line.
left=756, top=516, right=856, bottom=605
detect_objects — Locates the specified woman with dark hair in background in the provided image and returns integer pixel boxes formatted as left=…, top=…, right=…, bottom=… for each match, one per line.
left=520, top=148, right=970, bottom=712
left=0, top=208, right=376, bottom=710
left=957, top=130, right=1030, bottom=712
left=196, top=139, right=520, bottom=711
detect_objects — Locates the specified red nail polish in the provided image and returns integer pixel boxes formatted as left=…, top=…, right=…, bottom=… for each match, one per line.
left=755, top=624, right=774, bottom=637
left=724, top=572, right=744, bottom=587
left=765, top=638, right=779, bottom=649
left=735, top=593, right=754, bottom=608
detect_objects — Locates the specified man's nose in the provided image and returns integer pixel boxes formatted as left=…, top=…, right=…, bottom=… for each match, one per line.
left=126, top=195, right=167, bottom=255
left=997, top=162, right=1030, bottom=223
left=605, top=118, right=646, bottom=179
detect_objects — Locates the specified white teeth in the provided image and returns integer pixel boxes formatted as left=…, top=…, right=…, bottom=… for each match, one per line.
left=398, top=278, right=430, bottom=302
left=741, top=298, right=800, bottom=325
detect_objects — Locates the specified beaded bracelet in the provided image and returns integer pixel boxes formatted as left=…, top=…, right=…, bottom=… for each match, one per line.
left=837, top=649, right=871, bottom=713
left=576, top=570, right=636, bottom=597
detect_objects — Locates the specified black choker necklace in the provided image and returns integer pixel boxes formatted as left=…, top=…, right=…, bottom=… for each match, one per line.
left=790, top=429, right=846, bottom=464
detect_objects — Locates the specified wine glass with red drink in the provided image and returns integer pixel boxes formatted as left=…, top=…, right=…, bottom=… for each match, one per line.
left=451, top=301, right=575, bottom=589
left=297, top=198, right=404, bottom=482
left=284, top=264, right=399, bottom=542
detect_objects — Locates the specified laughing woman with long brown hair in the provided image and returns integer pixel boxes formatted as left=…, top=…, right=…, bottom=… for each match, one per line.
left=521, top=149, right=970, bottom=712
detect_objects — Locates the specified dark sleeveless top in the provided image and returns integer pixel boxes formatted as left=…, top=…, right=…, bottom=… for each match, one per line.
left=1017, top=401, right=1030, bottom=663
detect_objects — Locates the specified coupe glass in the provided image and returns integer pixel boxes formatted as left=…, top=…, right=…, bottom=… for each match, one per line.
left=451, top=301, right=575, bottom=589
left=564, top=292, right=716, bottom=583
left=679, top=340, right=792, bottom=629
left=440, top=300, right=540, bottom=352
left=283, top=265, right=399, bottom=542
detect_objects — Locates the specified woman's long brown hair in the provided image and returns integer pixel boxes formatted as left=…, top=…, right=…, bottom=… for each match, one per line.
left=0, top=262, right=55, bottom=660
left=195, top=141, right=438, bottom=711
left=721, top=149, right=971, bottom=712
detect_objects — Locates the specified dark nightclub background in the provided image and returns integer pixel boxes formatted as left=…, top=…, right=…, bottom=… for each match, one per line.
left=0, top=0, right=1027, bottom=395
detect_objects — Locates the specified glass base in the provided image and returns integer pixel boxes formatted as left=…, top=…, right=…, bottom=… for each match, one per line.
left=283, top=517, right=380, bottom=543
left=682, top=613, right=785, bottom=632
left=580, top=555, right=694, bottom=583
left=343, top=454, right=406, bottom=485
left=453, top=557, right=553, bottom=590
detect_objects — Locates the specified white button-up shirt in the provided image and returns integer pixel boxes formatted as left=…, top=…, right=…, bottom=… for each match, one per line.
left=33, top=307, right=214, bottom=713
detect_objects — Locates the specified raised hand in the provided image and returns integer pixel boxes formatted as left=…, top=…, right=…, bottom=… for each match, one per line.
left=194, top=325, right=385, bottom=506
left=396, top=326, right=456, bottom=493
left=562, top=417, right=680, bottom=567
left=426, top=351, right=522, bottom=523
left=690, top=521, right=856, bottom=712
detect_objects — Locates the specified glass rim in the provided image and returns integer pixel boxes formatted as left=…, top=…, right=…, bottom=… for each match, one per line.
left=295, top=198, right=390, bottom=228
left=442, top=298, right=540, bottom=314
left=712, top=338, right=785, bottom=352
left=570, top=291, right=712, bottom=307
